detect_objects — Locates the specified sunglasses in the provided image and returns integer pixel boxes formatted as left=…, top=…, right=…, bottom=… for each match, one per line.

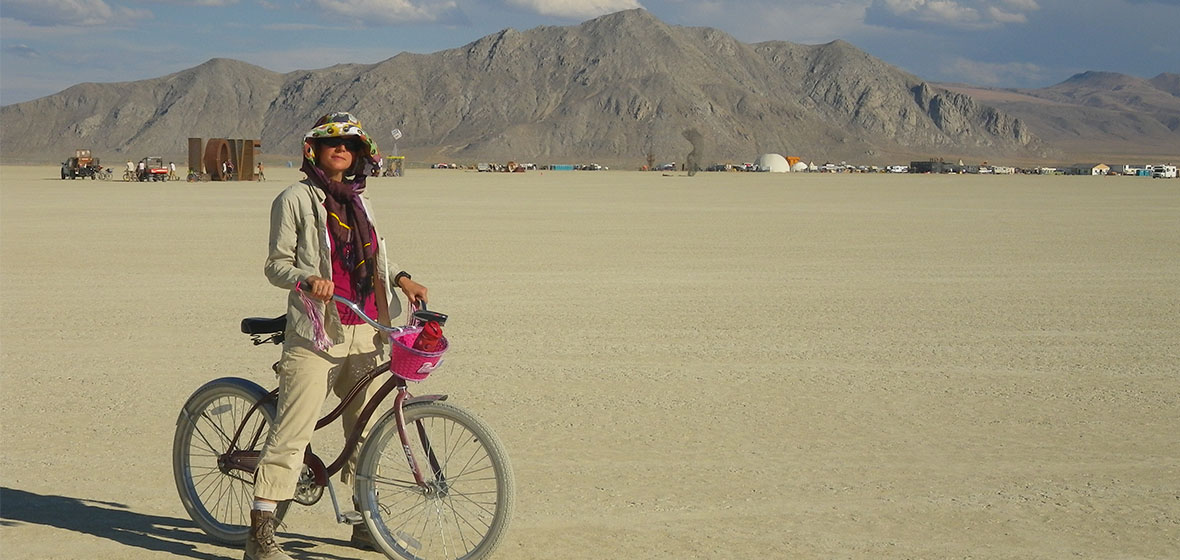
left=317, top=137, right=362, bottom=151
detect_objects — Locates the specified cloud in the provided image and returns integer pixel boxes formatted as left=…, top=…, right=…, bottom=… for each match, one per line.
left=986, top=6, right=1027, bottom=23
left=259, top=22, right=331, bottom=32
left=0, top=0, right=150, bottom=26
left=865, top=0, right=1039, bottom=30
left=148, top=0, right=241, bottom=5
left=309, top=0, right=463, bottom=24
left=942, top=56, right=1047, bottom=86
left=505, top=0, right=645, bottom=19
left=3, top=44, right=41, bottom=58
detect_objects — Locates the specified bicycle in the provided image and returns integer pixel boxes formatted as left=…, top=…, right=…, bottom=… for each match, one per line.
left=172, top=293, right=515, bottom=560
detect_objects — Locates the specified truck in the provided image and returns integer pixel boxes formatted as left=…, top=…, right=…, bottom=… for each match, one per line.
left=137, top=156, right=170, bottom=181
left=1151, top=164, right=1177, bottom=179
left=61, top=149, right=101, bottom=179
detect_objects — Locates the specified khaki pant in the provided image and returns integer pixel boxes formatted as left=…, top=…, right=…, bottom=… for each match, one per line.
left=253, top=324, right=383, bottom=501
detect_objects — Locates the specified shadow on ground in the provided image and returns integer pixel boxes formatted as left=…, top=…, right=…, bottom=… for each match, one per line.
left=0, top=487, right=357, bottom=559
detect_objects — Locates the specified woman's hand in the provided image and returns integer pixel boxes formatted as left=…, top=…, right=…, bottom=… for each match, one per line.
left=303, top=275, right=335, bottom=301
left=398, top=276, right=428, bottom=306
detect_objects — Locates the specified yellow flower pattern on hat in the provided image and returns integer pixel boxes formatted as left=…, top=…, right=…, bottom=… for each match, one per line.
left=302, top=112, right=380, bottom=171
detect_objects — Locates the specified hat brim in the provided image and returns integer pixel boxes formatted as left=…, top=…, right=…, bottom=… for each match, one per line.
left=303, top=120, right=380, bottom=170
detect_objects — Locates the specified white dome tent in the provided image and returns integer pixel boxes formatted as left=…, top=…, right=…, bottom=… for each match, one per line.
left=755, top=153, right=790, bottom=173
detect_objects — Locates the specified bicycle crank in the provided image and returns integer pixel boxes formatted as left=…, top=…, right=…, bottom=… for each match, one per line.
left=293, top=464, right=324, bottom=505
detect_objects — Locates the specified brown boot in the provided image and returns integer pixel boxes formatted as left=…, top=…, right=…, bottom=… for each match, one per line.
left=244, top=509, right=292, bottom=560
left=350, top=496, right=376, bottom=550
left=351, top=523, right=376, bottom=550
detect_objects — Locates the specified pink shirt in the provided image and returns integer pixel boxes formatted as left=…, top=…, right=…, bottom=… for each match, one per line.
left=328, top=228, right=379, bottom=325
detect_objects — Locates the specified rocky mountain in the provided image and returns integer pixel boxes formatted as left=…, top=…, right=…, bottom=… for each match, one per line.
left=939, top=71, right=1180, bottom=161
left=2, top=9, right=1055, bottom=165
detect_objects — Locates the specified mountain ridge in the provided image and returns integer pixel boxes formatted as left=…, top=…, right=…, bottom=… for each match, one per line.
left=937, top=70, right=1180, bottom=161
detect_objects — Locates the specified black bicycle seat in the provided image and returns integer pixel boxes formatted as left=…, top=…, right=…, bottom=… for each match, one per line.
left=241, top=315, right=287, bottom=335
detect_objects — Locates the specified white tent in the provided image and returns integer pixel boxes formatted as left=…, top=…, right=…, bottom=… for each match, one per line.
left=755, top=153, right=790, bottom=173
left=791, top=161, right=809, bottom=172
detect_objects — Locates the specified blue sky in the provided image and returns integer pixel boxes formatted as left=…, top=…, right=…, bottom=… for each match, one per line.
left=2, top=0, right=1178, bottom=105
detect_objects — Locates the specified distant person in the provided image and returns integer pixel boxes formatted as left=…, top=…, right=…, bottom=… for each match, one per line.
left=256, top=161, right=266, bottom=181
left=168, top=161, right=176, bottom=180
left=136, top=160, right=146, bottom=181
left=244, top=112, right=427, bottom=560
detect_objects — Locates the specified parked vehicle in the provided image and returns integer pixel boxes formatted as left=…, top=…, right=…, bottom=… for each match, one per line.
left=1152, top=165, right=1177, bottom=179
left=138, top=157, right=170, bottom=181
left=61, top=149, right=101, bottom=179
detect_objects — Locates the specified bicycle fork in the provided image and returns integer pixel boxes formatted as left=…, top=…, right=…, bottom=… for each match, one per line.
left=327, top=385, right=449, bottom=527
left=394, top=387, right=449, bottom=495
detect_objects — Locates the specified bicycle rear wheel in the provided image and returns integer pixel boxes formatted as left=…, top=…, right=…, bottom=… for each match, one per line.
left=172, top=377, right=287, bottom=544
left=354, top=401, right=515, bottom=560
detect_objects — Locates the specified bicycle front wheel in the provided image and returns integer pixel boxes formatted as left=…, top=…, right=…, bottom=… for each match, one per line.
left=172, top=377, right=287, bottom=544
left=355, top=401, right=515, bottom=560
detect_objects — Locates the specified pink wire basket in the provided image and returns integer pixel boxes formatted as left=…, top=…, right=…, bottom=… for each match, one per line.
left=389, top=328, right=449, bottom=382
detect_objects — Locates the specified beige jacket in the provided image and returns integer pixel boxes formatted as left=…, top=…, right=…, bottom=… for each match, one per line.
left=264, top=179, right=402, bottom=346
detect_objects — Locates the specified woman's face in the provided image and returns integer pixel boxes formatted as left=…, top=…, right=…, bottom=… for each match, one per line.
left=315, top=137, right=358, bottom=180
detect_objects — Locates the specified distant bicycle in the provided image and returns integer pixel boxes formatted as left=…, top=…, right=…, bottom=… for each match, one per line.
left=186, top=170, right=210, bottom=182
left=96, top=167, right=112, bottom=180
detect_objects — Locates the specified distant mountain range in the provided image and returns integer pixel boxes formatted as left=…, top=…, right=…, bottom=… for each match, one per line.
left=1, top=9, right=1176, bottom=166
left=938, top=71, right=1180, bottom=163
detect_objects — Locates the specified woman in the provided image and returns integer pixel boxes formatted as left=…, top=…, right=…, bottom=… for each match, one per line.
left=246, top=112, right=428, bottom=560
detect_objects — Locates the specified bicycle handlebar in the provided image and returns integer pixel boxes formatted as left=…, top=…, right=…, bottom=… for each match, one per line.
left=329, top=293, right=405, bottom=333
left=298, top=282, right=446, bottom=334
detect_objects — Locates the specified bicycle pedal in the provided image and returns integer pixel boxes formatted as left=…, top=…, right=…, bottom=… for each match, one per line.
left=341, top=510, right=364, bottom=525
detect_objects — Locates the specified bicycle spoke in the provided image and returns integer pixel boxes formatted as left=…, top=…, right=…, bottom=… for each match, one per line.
left=354, top=401, right=513, bottom=560
left=366, top=473, right=423, bottom=492
left=174, top=379, right=281, bottom=544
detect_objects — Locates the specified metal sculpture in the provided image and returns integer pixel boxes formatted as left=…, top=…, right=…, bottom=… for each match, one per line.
left=188, top=137, right=261, bottom=181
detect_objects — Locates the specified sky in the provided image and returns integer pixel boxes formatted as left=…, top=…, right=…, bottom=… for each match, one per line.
left=1, top=0, right=1178, bottom=105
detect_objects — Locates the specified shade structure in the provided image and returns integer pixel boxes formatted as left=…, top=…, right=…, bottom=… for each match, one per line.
left=755, top=153, right=790, bottom=173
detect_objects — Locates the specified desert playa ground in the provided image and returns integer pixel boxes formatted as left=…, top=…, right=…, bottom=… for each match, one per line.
left=1, top=165, right=1177, bottom=559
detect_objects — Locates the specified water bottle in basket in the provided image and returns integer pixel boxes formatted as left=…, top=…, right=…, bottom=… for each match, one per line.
left=412, top=321, right=444, bottom=352
left=391, top=308, right=448, bottom=382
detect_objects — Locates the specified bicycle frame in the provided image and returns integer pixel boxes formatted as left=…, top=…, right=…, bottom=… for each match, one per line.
left=218, top=295, right=448, bottom=495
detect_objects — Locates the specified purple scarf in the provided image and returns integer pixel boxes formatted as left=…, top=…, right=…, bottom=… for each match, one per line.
left=302, top=159, right=377, bottom=304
